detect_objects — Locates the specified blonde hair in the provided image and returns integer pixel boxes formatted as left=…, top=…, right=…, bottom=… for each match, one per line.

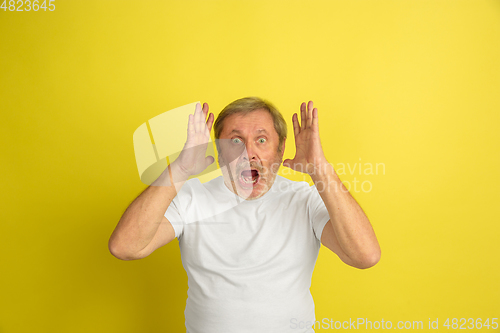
left=214, top=96, right=287, bottom=153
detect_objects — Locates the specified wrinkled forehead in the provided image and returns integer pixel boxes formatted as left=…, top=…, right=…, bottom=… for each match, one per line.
left=219, top=109, right=278, bottom=138
left=221, top=109, right=277, bottom=132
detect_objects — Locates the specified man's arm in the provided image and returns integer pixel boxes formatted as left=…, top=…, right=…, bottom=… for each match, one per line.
left=108, top=163, right=187, bottom=260
left=283, top=101, right=380, bottom=269
left=108, top=102, right=214, bottom=260
left=313, top=165, right=380, bottom=269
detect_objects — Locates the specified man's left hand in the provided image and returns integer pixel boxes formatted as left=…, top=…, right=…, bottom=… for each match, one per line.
left=283, top=100, right=329, bottom=176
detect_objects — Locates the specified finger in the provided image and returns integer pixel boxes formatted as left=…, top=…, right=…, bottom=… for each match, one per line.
left=187, top=114, right=194, bottom=135
left=194, top=102, right=202, bottom=133
left=202, top=102, right=209, bottom=127
left=306, top=100, right=314, bottom=128
left=292, top=113, right=300, bottom=137
left=206, top=113, right=214, bottom=133
left=300, top=102, right=306, bottom=130
left=312, top=107, right=319, bottom=131
left=202, top=102, right=211, bottom=132
left=202, top=102, right=209, bottom=117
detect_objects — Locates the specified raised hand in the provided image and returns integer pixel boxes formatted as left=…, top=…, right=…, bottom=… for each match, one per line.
left=174, top=102, right=215, bottom=177
left=283, top=101, right=328, bottom=176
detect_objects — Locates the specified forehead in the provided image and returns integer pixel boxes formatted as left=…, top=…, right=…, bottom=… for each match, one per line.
left=220, top=109, right=277, bottom=137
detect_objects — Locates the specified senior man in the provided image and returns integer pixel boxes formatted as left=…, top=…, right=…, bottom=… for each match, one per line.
left=109, top=97, right=380, bottom=333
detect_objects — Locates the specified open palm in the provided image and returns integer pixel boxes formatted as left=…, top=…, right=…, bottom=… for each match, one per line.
left=176, top=102, right=215, bottom=177
left=283, top=101, right=328, bottom=176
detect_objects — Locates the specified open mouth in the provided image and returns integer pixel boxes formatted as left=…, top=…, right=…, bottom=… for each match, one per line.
left=239, top=169, right=260, bottom=186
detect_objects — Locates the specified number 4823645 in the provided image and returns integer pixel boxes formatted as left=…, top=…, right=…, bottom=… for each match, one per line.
left=1, top=0, right=55, bottom=11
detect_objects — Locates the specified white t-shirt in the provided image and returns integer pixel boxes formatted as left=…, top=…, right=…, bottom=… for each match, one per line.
left=164, top=175, right=330, bottom=333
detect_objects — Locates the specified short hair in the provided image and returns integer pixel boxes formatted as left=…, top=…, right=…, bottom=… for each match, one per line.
left=214, top=97, right=287, bottom=154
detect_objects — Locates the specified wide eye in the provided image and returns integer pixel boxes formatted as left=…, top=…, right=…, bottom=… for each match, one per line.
left=258, top=138, right=266, bottom=144
left=232, top=138, right=242, bottom=144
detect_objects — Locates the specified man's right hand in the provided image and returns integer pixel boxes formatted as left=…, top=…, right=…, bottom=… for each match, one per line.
left=110, top=102, right=214, bottom=259
left=173, top=102, right=215, bottom=178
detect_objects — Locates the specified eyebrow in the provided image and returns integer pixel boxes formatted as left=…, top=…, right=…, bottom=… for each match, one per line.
left=230, top=129, right=269, bottom=135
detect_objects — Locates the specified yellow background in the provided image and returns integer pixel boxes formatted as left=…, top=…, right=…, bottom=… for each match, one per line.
left=1, top=0, right=499, bottom=332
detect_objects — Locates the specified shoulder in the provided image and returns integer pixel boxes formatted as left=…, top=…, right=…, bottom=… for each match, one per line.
left=174, top=176, right=224, bottom=201
left=273, top=175, right=316, bottom=196
left=200, top=175, right=224, bottom=192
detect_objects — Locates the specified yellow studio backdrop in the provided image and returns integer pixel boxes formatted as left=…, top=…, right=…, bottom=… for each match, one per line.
left=1, top=0, right=499, bottom=332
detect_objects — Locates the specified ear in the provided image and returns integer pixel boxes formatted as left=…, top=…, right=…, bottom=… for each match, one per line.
left=279, top=138, right=286, bottom=158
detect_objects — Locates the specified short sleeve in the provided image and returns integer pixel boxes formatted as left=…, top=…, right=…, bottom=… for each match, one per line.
left=164, top=194, right=184, bottom=239
left=308, top=184, right=331, bottom=242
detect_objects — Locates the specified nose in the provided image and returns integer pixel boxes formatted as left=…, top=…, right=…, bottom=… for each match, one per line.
left=242, top=141, right=257, bottom=161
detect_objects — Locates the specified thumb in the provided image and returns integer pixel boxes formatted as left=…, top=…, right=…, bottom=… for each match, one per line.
left=204, top=155, right=215, bottom=168
left=282, top=159, right=293, bottom=168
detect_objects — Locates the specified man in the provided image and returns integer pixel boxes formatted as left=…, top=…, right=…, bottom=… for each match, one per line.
left=109, top=97, right=381, bottom=333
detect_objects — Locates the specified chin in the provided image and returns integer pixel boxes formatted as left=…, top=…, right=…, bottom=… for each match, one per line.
left=242, top=188, right=266, bottom=200
left=232, top=182, right=265, bottom=200
left=220, top=160, right=280, bottom=200
left=235, top=173, right=278, bottom=200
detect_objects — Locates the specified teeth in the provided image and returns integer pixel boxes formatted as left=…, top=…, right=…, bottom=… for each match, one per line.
left=241, top=175, right=257, bottom=184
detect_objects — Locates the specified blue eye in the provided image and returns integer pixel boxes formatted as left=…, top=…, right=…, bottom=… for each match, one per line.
left=232, top=138, right=242, bottom=144
left=258, top=138, right=266, bottom=143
